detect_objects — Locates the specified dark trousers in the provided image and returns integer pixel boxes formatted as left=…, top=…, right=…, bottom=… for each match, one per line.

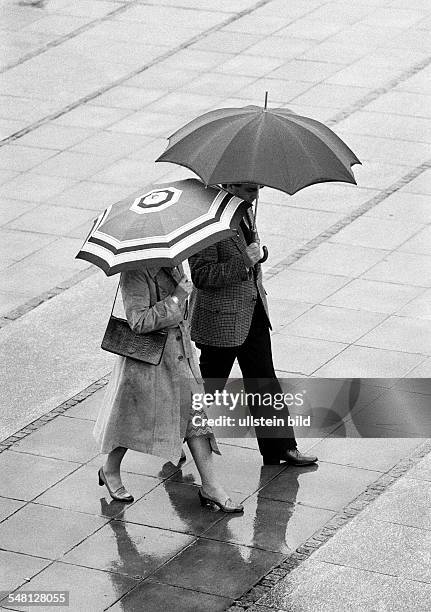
left=196, top=299, right=297, bottom=457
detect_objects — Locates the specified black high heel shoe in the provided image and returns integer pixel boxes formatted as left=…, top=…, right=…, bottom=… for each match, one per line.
left=198, top=489, right=243, bottom=513
left=98, top=467, right=134, bottom=503
left=178, top=450, right=187, bottom=466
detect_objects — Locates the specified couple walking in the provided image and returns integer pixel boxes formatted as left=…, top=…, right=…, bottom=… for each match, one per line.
left=94, top=183, right=317, bottom=513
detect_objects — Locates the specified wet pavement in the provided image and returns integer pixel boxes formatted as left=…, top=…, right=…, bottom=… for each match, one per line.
left=0, top=384, right=428, bottom=611
left=1, top=0, right=431, bottom=610
left=2, top=0, right=431, bottom=434
left=257, top=451, right=431, bottom=612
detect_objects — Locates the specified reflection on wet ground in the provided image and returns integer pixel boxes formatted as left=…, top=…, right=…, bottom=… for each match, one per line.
left=0, top=381, right=426, bottom=610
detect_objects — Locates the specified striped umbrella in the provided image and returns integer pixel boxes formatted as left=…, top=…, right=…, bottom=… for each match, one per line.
left=75, top=179, right=249, bottom=276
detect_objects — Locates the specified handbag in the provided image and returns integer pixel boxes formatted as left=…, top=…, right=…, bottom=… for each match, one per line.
left=101, top=277, right=168, bottom=365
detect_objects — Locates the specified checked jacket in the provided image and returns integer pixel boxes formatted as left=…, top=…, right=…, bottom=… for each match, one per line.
left=189, top=216, right=271, bottom=348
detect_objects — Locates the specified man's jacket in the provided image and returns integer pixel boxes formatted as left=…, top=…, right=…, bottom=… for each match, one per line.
left=189, top=227, right=271, bottom=347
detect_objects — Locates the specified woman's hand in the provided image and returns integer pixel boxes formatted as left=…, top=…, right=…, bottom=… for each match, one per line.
left=172, top=275, right=193, bottom=302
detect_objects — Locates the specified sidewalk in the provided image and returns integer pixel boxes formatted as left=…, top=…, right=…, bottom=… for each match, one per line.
left=0, top=383, right=428, bottom=612
left=1, top=0, right=431, bottom=610
left=2, top=0, right=431, bottom=442
left=251, top=444, right=431, bottom=612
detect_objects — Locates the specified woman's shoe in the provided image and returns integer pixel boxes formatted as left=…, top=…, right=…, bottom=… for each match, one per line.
left=198, top=489, right=243, bottom=513
left=98, top=467, right=134, bottom=503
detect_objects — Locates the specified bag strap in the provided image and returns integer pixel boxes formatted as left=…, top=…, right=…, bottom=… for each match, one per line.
left=110, top=282, right=120, bottom=318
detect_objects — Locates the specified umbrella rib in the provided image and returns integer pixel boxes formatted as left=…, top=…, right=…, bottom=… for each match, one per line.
left=271, top=113, right=325, bottom=190
left=181, top=114, right=258, bottom=177
left=166, top=106, right=259, bottom=144
left=272, top=110, right=361, bottom=167
left=158, top=107, right=360, bottom=194
left=208, top=112, right=270, bottom=183
left=271, top=113, right=356, bottom=188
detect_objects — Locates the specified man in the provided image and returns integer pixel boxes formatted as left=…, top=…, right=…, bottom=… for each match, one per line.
left=189, top=183, right=317, bottom=466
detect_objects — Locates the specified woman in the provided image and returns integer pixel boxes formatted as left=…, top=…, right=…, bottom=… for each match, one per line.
left=94, top=265, right=242, bottom=513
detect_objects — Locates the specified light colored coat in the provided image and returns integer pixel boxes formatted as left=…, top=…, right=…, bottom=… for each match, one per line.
left=93, top=266, right=203, bottom=462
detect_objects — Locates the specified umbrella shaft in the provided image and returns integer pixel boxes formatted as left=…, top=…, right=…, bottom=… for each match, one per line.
left=252, top=192, right=259, bottom=233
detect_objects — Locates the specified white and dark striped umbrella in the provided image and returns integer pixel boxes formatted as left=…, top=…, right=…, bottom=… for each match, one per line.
left=76, top=179, right=249, bottom=276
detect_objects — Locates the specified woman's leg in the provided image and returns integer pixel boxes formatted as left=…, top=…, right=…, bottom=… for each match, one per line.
left=186, top=436, right=228, bottom=500
left=103, top=446, right=127, bottom=490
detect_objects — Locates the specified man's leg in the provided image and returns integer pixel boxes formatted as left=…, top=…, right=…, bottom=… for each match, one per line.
left=196, top=343, right=237, bottom=395
left=236, top=300, right=297, bottom=458
left=196, top=311, right=316, bottom=465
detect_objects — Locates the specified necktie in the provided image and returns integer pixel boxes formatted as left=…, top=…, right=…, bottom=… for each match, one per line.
left=240, top=218, right=253, bottom=244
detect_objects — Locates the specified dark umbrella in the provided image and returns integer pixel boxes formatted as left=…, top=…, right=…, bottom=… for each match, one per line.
left=156, top=99, right=360, bottom=263
left=156, top=100, right=360, bottom=195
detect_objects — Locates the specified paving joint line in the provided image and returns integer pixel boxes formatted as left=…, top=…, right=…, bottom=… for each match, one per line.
left=0, top=0, right=275, bottom=148
left=1, top=375, right=430, bottom=611
left=0, top=374, right=110, bottom=453
left=1, top=11, right=430, bottom=325
left=4, top=0, right=283, bottom=75
left=0, top=0, right=328, bottom=328
left=263, top=157, right=431, bottom=280
left=1, top=157, right=429, bottom=330
left=327, top=54, right=431, bottom=126
left=0, top=266, right=96, bottom=328
left=1, top=6, right=430, bottom=610
left=226, top=437, right=431, bottom=612
left=0, top=0, right=144, bottom=74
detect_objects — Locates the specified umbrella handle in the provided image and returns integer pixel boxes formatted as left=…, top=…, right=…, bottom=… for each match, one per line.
left=250, top=227, right=269, bottom=263
left=258, top=245, right=269, bottom=263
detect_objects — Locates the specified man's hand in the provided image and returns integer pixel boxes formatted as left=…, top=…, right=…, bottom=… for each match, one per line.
left=243, top=242, right=262, bottom=267
left=172, top=275, right=193, bottom=302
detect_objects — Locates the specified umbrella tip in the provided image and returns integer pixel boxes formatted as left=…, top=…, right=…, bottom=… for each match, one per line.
left=264, top=91, right=268, bottom=110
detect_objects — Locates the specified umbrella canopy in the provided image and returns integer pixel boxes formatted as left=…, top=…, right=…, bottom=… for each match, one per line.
left=75, top=179, right=249, bottom=276
left=156, top=105, right=361, bottom=195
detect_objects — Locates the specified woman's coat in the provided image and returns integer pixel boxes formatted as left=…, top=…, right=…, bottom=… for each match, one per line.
left=94, top=266, right=203, bottom=462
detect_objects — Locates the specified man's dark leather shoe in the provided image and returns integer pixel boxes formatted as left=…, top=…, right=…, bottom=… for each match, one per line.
left=263, top=449, right=318, bottom=466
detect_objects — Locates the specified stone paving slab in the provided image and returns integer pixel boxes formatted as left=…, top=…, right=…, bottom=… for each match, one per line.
left=358, top=476, right=431, bottom=530
left=62, top=520, right=195, bottom=577
left=203, top=494, right=334, bottom=555
left=0, top=450, right=78, bottom=501
left=322, top=278, right=425, bottom=315
left=0, top=272, right=116, bottom=440
left=107, top=579, right=232, bottom=612
left=233, top=440, right=431, bottom=612
left=152, top=538, right=284, bottom=600
left=259, top=557, right=431, bottom=612
left=257, top=462, right=381, bottom=512
left=1, top=0, right=431, bottom=610
left=313, top=345, right=425, bottom=378
left=312, top=515, right=431, bottom=583
left=307, top=437, right=423, bottom=472
left=0, top=393, right=428, bottom=612
left=1, top=561, right=139, bottom=612
left=0, top=0, right=429, bottom=331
